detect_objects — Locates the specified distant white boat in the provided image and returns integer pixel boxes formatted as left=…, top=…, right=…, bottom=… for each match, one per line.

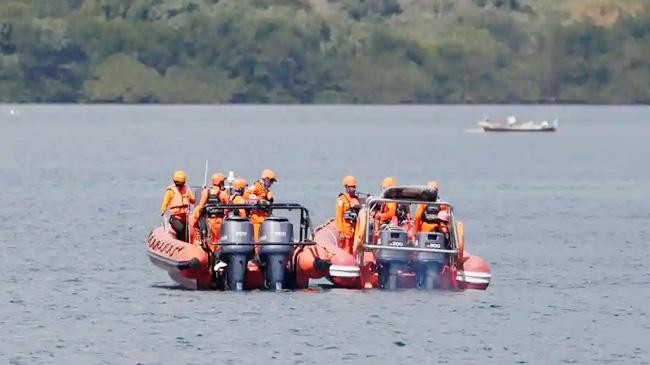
left=478, top=116, right=558, bottom=132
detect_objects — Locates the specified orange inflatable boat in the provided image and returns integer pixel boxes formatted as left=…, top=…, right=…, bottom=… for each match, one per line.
left=147, top=203, right=321, bottom=290
left=304, top=186, right=491, bottom=290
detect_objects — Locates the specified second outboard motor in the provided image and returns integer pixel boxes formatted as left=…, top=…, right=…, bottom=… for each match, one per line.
left=219, top=217, right=255, bottom=291
left=414, top=232, right=448, bottom=290
left=376, top=228, right=409, bottom=290
left=258, top=217, right=294, bottom=290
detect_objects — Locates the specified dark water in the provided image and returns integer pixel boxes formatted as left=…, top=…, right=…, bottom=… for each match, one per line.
left=1, top=105, right=648, bottom=364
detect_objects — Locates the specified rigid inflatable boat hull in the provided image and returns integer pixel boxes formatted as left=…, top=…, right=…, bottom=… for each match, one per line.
left=147, top=226, right=327, bottom=290
left=147, top=226, right=271, bottom=290
left=147, top=227, right=212, bottom=289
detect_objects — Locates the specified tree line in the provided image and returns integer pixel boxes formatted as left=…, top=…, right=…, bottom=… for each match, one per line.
left=1, top=0, right=649, bottom=103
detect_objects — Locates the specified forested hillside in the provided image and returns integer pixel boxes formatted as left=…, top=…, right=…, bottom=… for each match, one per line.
left=1, top=0, right=649, bottom=103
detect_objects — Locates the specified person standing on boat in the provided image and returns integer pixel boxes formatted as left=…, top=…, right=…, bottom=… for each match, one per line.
left=192, top=172, right=229, bottom=243
left=160, top=170, right=196, bottom=242
left=336, top=175, right=361, bottom=254
left=245, top=169, right=277, bottom=242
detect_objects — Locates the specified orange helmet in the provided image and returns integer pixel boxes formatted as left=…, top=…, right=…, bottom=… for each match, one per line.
left=211, top=172, right=225, bottom=186
left=427, top=181, right=440, bottom=190
left=173, top=170, right=187, bottom=183
left=232, top=178, right=247, bottom=190
left=261, top=169, right=277, bottom=181
left=342, top=175, right=357, bottom=187
left=382, top=177, right=396, bottom=190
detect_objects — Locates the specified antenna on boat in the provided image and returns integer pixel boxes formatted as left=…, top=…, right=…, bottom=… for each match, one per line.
left=225, top=171, right=235, bottom=194
left=203, top=159, right=209, bottom=189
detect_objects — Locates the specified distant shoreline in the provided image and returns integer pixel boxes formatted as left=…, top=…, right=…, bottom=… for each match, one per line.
left=2, top=1, right=649, bottom=106
left=2, top=102, right=650, bottom=107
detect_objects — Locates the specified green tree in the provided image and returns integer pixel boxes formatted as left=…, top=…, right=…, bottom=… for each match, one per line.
left=83, top=53, right=161, bottom=102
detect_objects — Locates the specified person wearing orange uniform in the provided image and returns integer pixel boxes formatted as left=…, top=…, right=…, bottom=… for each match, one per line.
left=245, top=169, right=277, bottom=241
left=374, top=177, right=398, bottom=226
left=192, top=172, right=229, bottom=244
left=414, top=181, right=450, bottom=233
left=336, top=175, right=361, bottom=254
left=160, top=170, right=196, bottom=242
left=428, top=210, right=450, bottom=236
left=228, top=178, right=249, bottom=218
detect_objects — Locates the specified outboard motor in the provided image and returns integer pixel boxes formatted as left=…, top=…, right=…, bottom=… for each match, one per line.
left=376, top=228, right=410, bottom=290
left=414, top=232, right=448, bottom=290
left=219, top=217, right=255, bottom=291
left=258, top=217, right=294, bottom=291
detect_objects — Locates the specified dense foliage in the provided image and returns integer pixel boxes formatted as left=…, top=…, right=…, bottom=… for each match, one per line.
left=1, top=0, right=649, bottom=103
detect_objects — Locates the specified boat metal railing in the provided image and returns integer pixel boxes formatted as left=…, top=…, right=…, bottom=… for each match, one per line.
left=359, top=197, right=460, bottom=266
left=211, top=203, right=315, bottom=243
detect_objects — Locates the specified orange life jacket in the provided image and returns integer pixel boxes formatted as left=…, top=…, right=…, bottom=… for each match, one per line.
left=376, top=202, right=395, bottom=224
left=229, top=193, right=249, bottom=217
left=248, top=181, right=273, bottom=201
left=247, top=180, right=273, bottom=217
left=167, top=185, right=192, bottom=217
left=421, top=222, right=449, bottom=234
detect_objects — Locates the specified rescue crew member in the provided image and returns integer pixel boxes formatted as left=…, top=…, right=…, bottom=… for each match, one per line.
left=432, top=210, right=451, bottom=236
left=373, top=177, right=397, bottom=226
left=229, top=178, right=249, bottom=218
left=336, top=175, right=361, bottom=254
left=192, top=172, right=229, bottom=243
left=245, top=169, right=277, bottom=241
left=414, top=181, right=449, bottom=233
left=160, top=170, right=196, bottom=242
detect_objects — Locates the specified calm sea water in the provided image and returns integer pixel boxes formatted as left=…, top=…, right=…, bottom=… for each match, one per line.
left=1, top=105, right=648, bottom=364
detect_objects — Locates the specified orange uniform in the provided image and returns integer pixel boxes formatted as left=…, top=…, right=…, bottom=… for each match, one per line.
left=229, top=194, right=248, bottom=218
left=245, top=180, right=274, bottom=241
left=375, top=202, right=397, bottom=226
left=429, top=222, right=449, bottom=235
left=420, top=221, right=449, bottom=234
left=192, top=187, right=229, bottom=245
left=194, top=187, right=229, bottom=215
left=372, top=176, right=399, bottom=237
left=160, top=185, right=196, bottom=220
left=160, top=183, right=196, bottom=242
left=414, top=204, right=448, bottom=233
left=336, top=193, right=360, bottom=254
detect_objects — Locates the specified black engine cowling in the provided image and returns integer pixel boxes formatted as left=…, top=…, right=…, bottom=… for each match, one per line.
left=376, top=228, right=409, bottom=290
left=414, top=232, right=448, bottom=290
left=258, top=217, right=294, bottom=290
left=219, top=217, right=255, bottom=290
